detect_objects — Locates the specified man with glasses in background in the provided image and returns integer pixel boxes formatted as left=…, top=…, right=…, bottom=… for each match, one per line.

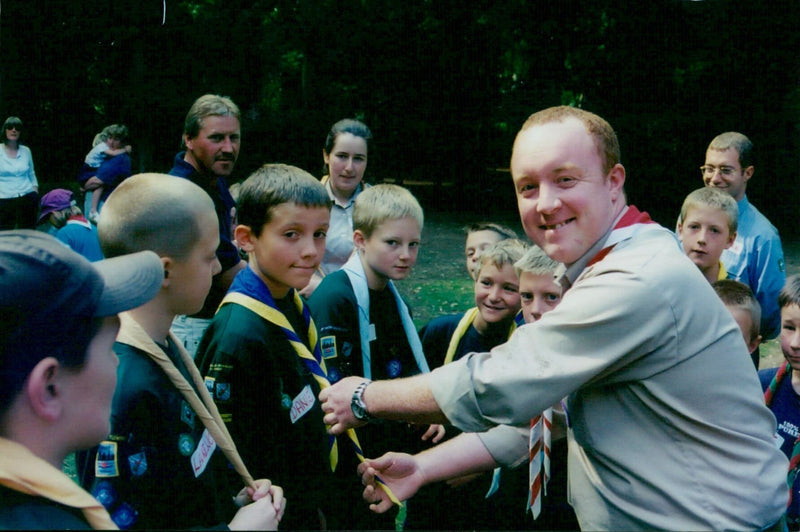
left=701, top=132, right=785, bottom=362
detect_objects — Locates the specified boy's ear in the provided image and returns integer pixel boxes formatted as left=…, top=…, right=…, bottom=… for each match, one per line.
left=725, top=230, right=737, bottom=249
left=161, top=257, right=172, bottom=285
left=25, top=358, right=63, bottom=422
left=322, top=149, right=330, bottom=166
left=353, top=229, right=366, bottom=252
left=747, top=333, right=762, bottom=355
left=235, top=225, right=255, bottom=253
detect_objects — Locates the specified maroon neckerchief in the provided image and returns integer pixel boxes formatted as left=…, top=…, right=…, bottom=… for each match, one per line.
left=586, top=206, right=655, bottom=267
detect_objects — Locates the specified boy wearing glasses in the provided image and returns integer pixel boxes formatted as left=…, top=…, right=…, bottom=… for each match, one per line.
left=700, top=132, right=785, bottom=347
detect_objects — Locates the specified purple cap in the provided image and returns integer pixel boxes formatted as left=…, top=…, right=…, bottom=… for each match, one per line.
left=38, top=188, right=76, bottom=223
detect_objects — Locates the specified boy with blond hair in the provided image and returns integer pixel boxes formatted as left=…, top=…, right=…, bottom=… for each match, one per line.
left=308, top=184, right=435, bottom=528
left=464, top=222, right=518, bottom=280
left=423, top=238, right=527, bottom=368
left=81, top=174, right=283, bottom=530
left=514, top=246, right=579, bottom=530
left=197, top=164, right=335, bottom=530
left=677, top=187, right=738, bottom=284
left=514, top=244, right=562, bottom=324
left=414, top=238, right=527, bottom=530
left=0, top=230, right=162, bottom=529
left=713, top=279, right=762, bottom=368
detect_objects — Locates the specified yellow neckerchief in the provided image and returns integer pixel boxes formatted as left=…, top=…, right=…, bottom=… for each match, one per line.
left=116, top=312, right=256, bottom=489
left=0, top=437, right=117, bottom=529
left=717, top=261, right=727, bottom=281
left=443, top=307, right=518, bottom=365
left=220, top=290, right=402, bottom=506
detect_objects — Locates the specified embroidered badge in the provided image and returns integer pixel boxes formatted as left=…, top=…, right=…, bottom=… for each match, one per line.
left=180, top=401, right=195, bottom=428
left=178, top=433, right=195, bottom=456
left=95, top=441, right=119, bottom=478
left=278, top=377, right=292, bottom=410
left=327, top=366, right=341, bottom=384
left=281, top=393, right=293, bottom=409
left=92, top=480, right=117, bottom=508
left=289, top=385, right=316, bottom=424
left=128, top=452, right=148, bottom=477
left=191, top=429, right=218, bottom=478
left=215, top=381, right=231, bottom=401
left=112, top=502, right=138, bottom=529
left=341, top=341, right=353, bottom=358
left=321, top=335, right=337, bottom=359
left=387, top=359, right=402, bottom=378
left=204, top=376, right=215, bottom=395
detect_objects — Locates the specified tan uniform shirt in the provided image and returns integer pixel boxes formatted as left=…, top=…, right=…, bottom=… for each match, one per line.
left=430, top=220, right=788, bottom=530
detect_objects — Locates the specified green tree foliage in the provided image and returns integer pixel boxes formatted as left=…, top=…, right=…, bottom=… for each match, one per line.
left=1, top=0, right=797, bottom=233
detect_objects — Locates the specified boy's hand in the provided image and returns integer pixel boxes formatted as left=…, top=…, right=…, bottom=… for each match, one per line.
left=234, top=478, right=282, bottom=508
left=319, top=376, right=368, bottom=434
left=229, top=483, right=286, bottom=531
left=420, top=423, right=445, bottom=443
left=358, top=453, right=425, bottom=514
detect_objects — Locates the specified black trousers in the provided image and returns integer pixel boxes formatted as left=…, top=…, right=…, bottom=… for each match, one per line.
left=0, top=191, right=39, bottom=230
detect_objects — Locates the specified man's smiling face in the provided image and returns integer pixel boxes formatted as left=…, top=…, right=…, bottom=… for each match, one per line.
left=511, top=117, right=625, bottom=265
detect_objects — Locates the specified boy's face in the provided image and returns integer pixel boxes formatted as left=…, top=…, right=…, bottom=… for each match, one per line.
left=355, top=216, right=421, bottom=290
left=727, top=305, right=760, bottom=355
left=185, top=115, right=241, bottom=178
left=63, top=316, right=120, bottom=449
left=511, top=118, right=625, bottom=265
left=678, top=205, right=735, bottom=272
left=168, top=210, right=222, bottom=315
left=780, top=303, right=800, bottom=368
left=474, top=262, right=521, bottom=325
left=703, top=148, right=752, bottom=202
left=519, top=271, right=562, bottom=323
left=238, top=203, right=329, bottom=298
left=465, top=230, right=503, bottom=280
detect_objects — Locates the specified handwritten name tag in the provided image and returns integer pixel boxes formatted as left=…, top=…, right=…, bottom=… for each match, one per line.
left=191, top=428, right=217, bottom=478
left=290, top=385, right=316, bottom=424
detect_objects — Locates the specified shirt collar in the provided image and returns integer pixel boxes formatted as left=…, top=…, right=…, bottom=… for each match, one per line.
left=325, top=179, right=360, bottom=208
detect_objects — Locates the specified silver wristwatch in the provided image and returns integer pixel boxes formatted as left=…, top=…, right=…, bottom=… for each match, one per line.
left=351, top=380, right=374, bottom=422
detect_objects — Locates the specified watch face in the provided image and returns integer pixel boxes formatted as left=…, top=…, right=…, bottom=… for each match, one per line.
left=352, top=401, right=367, bottom=420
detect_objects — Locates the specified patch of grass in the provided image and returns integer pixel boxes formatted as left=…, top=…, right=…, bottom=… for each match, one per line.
left=760, top=338, right=783, bottom=369
left=398, top=277, right=474, bottom=329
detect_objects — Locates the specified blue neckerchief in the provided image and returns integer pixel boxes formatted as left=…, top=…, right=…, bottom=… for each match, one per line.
left=228, top=266, right=326, bottom=373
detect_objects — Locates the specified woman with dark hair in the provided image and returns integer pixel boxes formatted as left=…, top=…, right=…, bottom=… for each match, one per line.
left=0, top=116, right=38, bottom=229
left=301, top=118, right=372, bottom=297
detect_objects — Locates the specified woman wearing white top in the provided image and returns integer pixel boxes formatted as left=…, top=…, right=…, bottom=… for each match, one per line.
left=0, top=117, right=38, bottom=229
left=301, top=118, right=372, bottom=297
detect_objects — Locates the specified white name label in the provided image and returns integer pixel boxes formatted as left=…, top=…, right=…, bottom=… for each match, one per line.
left=191, top=428, right=217, bottom=478
left=290, top=385, right=316, bottom=424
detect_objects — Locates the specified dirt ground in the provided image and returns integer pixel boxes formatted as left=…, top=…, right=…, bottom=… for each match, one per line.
left=398, top=207, right=799, bottom=370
